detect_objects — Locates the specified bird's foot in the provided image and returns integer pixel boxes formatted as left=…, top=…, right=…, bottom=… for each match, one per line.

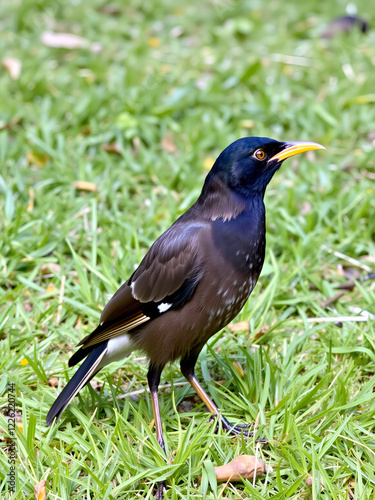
left=215, top=414, right=267, bottom=441
left=219, top=414, right=253, bottom=436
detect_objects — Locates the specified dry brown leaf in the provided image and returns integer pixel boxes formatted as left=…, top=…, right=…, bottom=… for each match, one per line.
left=41, top=31, right=89, bottom=49
left=34, top=479, right=47, bottom=500
left=2, top=57, right=22, bottom=80
left=41, top=263, right=61, bottom=275
left=214, top=455, right=270, bottom=482
left=72, top=180, right=97, bottom=192
left=161, top=132, right=177, bottom=153
left=90, top=380, right=103, bottom=391
left=27, top=151, right=49, bottom=168
left=253, top=325, right=269, bottom=341
left=49, top=377, right=59, bottom=387
left=228, top=321, right=249, bottom=333
left=102, top=142, right=122, bottom=155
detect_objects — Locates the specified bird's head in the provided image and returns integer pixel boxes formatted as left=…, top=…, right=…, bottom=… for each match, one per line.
left=210, top=137, right=325, bottom=197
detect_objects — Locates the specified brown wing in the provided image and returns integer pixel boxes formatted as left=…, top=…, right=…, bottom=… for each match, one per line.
left=71, top=222, right=207, bottom=359
left=129, top=222, right=206, bottom=302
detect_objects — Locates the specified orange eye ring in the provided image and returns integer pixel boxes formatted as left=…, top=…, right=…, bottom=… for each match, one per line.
left=254, top=149, right=265, bottom=160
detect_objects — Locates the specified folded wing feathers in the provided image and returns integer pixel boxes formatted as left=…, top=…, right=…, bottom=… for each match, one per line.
left=78, top=311, right=150, bottom=349
left=76, top=223, right=206, bottom=351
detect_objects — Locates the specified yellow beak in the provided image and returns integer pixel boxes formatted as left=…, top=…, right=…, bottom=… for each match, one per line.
left=268, top=141, right=325, bottom=163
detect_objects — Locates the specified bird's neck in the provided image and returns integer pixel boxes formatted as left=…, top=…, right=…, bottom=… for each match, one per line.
left=195, top=172, right=264, bottom=222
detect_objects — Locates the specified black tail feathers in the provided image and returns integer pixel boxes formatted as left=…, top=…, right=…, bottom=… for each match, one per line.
left=46, top=343, right=107, bottom=426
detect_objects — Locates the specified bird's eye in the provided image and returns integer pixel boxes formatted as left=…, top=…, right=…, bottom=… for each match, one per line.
left=254, top=149, right=265, bottom=160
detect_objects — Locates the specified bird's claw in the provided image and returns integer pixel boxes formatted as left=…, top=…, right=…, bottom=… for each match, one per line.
left=213, top=413, right=267, bottom=441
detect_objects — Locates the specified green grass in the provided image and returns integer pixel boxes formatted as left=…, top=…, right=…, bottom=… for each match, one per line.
left=1, top=0, right=375, bottom=498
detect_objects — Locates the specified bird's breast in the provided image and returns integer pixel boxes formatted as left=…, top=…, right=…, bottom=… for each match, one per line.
left=210, top=204, right=266, bottom=276
left=196, top=209, right=266, bottom=331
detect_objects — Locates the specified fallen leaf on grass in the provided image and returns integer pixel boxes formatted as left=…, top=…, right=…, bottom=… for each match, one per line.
left=41, top=32, right=102, bottom=53
left=42, top=31, right=89, bottom=49
left=90, top=380, right=103, bottom=391
left=253, top=325, right=269, bottom=341
left=228, top=321, right=249, bottom=333
left=102, top=142, right=122, bottom=155
left=214, top=455, right=270, bottom=482
left=72, top=180, right=97, bottom=192
left=161, top=132, right=177, bottom=153
left=2, top=57, right=22, bottom=80
left=27, top=151, right=49, bottom=168
left=34, top=479, right=47, bottom=500
left=41, top=263, right=61, bottom=275
left=49, top=377, right=59, bottom=387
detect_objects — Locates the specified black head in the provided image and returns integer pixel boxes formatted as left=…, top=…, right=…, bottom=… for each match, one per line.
left=210, top=136, right=324, bottom=198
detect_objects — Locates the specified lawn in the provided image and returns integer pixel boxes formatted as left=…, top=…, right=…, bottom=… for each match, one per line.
left=1, top=0, right=375, bottom=498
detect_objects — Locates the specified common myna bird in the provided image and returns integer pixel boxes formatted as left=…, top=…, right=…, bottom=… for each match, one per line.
left=47, top=137, right=324, bottom=496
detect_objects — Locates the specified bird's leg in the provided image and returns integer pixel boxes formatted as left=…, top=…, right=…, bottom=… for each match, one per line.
left=180, top=353, right=257, bottom=437
left=147, top=364, right=166, bottom=500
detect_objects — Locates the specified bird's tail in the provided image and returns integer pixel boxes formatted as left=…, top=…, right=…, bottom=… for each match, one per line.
left=46, top=343, right=108, bottom=426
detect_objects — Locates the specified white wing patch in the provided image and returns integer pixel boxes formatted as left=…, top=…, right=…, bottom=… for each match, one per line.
left=158, top=302, right=172, bottom=313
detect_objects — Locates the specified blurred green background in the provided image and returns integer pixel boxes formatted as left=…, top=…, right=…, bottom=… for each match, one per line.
left=1, top=0, right=375, bottom=498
